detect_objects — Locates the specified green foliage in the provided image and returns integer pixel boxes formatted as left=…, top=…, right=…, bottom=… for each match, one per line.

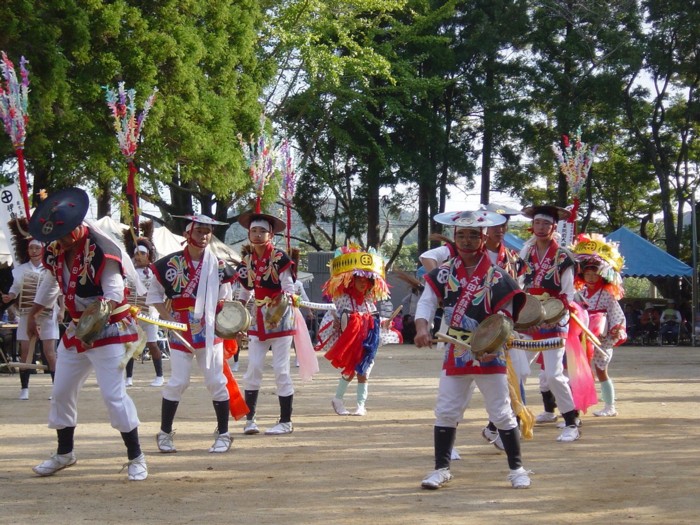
left=380, top=240, right=418, bottom=271
left=623, top=277, right=653, bottom=299
left=1, top=0, right=267, bottom=224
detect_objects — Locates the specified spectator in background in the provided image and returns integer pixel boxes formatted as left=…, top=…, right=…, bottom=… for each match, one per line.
left=639, top=303, right=660, bottom=343
left=660, top=299, right=682, bottom=344
left=398, top=266, right=425, bottom=345
left=623, top=303, right=641, bottom=343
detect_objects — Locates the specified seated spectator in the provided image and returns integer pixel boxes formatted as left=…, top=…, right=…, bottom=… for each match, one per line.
left=623, top=303, right=641, bottom=342
left=639, top=302, right=660, bottom=342
left=660, top=299, right=682, bottom=344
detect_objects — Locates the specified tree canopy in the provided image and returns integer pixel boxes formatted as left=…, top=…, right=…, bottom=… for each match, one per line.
left=1, top=0, right=699, bottom=270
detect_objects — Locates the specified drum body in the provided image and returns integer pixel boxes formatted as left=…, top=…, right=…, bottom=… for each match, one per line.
left=471, top=315, right=513, bottom=357
left=75, top=300, right=112, bottom=345
left=215, top=301, right=251, bottom=338
left=542, top=298, right=566, bottom=324
left=514, top=294, right=544, bottom=329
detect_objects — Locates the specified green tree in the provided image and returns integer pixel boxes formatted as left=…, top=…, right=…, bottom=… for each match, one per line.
left=1, top=1, right=268, bottom=239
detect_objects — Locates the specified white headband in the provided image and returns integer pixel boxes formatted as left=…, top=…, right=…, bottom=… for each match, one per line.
left=134, top=245, right=149, bottom=254
left=533, top=213, right=555, bottom=223
left=250, top=219, right=272, bottom=232
left=28, top=239, right=43, bottom=248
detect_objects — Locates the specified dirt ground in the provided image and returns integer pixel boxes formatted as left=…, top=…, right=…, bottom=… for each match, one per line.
left=1, top=342, right=699, bottom=525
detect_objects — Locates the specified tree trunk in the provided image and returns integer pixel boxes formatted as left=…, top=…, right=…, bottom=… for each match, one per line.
left=366, top=162, right=381, bottom=248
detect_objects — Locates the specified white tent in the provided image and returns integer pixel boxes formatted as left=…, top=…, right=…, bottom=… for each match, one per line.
left=152, top=226, right=185, bottom=257
left=152, top=226, right=240, bottom=263
left=92, top=216, right=129, bottom=250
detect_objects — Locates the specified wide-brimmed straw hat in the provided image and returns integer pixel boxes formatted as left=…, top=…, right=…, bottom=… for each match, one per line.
left=237, top=210, right=286, bottom=234
left=480, top=202, right=521, bottom=218
left=521, top=205, right=571, bottom=222
left=172, top=214, right=229, bottom=227
left=433, top=210, right=507, bottom=228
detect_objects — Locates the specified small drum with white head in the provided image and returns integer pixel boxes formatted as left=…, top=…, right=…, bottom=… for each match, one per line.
left=75, top=300, right=112, bottom=345
left=470, top=315, right=514, bottom=358
left=542, top=298, right=566, bottom=324
left=215, top=301, right=251, bottom=338
left=514, top=294, right=544, bottom=329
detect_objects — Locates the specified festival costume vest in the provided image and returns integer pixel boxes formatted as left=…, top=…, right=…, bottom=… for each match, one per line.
left=520, top=240, right=576, bottom=338
left=520, top=241, right=576, bottom=299
left=43, top=228, right=136, bottom=352
left=491, top=243, right=521, bottom=279
left=152, top=250, right=236, bottom=351
left=424, top=253, right=523, bottom=375
left=236, top=245, right=295, bottom=341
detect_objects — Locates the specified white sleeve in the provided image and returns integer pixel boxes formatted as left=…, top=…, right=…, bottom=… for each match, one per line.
left=8, top=265, right=24, bottom=296
left=560, top=266, right=575, bottom=302
left=281, top=268, right=295, bottom=294
left=415, top=285, right=440, bottom=322
left=146, top=275, right=166, bottom=305
left=34, top=271, right=60, bottom=308
left=237, top=286, right=252, bottom=303
left=219, top=282, right=232, bottom=301
left=420, top=245, right=451, bottom=263
left=100, top=260, right=125, bottom=302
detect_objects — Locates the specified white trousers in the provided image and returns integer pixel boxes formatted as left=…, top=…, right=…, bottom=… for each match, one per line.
left=533, top=346, right=575, bottom=414
left=163, top=344, right=228, bottom=402
left=434, top=372, right=517, bottom=430
left=49, top=342, right=140, bottom=432
left=244, top=335, right=294, bottom=397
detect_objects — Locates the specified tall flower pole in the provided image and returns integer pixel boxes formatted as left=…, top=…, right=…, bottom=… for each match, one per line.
left=0, top=52, right=31, bottom=217
left=552, top=129, right=598, bottom=246
left=104, top=82, right=157, bottom=230
left=238, top=116, right=279, bottom=214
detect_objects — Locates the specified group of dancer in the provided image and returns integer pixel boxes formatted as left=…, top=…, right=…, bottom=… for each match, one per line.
left=18, top=187, right=391, bottom=482
left=414, top=203, right=627, bottom=490
left=11, top=186, right=627, bottom=489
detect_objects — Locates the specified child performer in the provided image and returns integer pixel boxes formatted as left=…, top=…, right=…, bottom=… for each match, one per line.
left=572, top=233, right=626, bottom=417
left=316, top=245, right=398, bottom=416
left=125, top=233, right=165, bottom=387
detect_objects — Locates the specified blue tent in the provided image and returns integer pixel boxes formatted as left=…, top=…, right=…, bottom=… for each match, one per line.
left=606, top=226, right=692, bottom=278
left=504, top=232, right=525, bottom=252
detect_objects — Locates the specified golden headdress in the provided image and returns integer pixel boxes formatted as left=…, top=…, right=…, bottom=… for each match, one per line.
left=322, top=243, right=389, bottom=301
left=571, top=233, right=625, bottom=298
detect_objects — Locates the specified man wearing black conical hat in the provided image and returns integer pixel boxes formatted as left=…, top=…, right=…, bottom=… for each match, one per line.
left=235, top=209, right=297, bottom=436
left=26, top=188, right=148, bottom=481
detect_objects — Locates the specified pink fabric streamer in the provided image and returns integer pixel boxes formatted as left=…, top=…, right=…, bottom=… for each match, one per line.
left=565, top=303, right=598, bottom=413
left=293, top=308, right=319, bottom=381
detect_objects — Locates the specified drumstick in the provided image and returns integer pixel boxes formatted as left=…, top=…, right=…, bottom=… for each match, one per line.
left=1, top=362, right=48, bottom=370
left=436, top=332, right=471, bottom=349
left=169, top=329, right=198, bottom=353
left=387, top=305, right=403, bottom=323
